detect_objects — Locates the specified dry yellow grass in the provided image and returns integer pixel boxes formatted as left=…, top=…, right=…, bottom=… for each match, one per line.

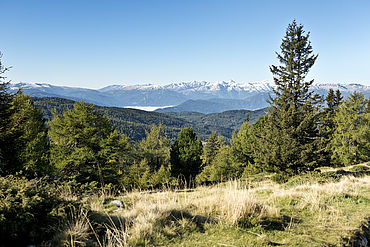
left=52, top=206, right=91, bottom=247
left=55, top=172, right=370, bottom=246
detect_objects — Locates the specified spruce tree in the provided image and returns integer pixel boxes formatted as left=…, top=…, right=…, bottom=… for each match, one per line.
left=170, top=127, right=203, bottom=185
left=259, top=20, right=322, bottom=176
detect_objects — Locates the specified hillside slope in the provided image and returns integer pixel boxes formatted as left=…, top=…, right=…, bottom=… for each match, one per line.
left=164, top=108, right=267, bottom=131
left=32, top=97, right=265, bottom=141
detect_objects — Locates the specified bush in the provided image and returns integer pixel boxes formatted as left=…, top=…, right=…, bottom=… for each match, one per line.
left=271, top=172, right=290, bottom=184
left=0, top=175, right=62, bottom=246
left=349, top=165, right=370, bottom=173
left=197, top=146, right=245, bottom=184
left=283, top=171, right=345, bottom=187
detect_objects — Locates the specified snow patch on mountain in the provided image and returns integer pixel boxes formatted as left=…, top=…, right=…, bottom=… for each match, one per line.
left=13, top=80, right=369, bottom=95
left=9, top=80, right=369, bottom=111
left=311, top=82, right=370, bottom=92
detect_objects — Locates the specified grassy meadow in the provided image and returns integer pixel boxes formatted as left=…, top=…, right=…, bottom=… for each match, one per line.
left=53, top=163, right=370, bottom=247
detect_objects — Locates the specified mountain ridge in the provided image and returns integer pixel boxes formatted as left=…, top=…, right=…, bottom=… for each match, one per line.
left=11, top=81, right=370, bottom=113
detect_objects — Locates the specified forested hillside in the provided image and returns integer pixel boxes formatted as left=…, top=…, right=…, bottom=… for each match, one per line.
left=32, top=97, right=265, bottom=141
left=164, top=108, right=267, bottom=131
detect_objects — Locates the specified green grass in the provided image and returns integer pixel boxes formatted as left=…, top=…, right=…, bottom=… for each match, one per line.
left=52, top=164, right=370, bottom=246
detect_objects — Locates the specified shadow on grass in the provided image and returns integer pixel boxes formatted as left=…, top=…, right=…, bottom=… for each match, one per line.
left=89, top=209, right=216, bottom=242
left=261, top=215, right=302, bottom=231
left=239, top=214, right=302, bottom=233
left=341, top=217, right=370, bottom=247
left=154, top=209, right=217, bottom=240
left=88, top=210, right=130, bottom=237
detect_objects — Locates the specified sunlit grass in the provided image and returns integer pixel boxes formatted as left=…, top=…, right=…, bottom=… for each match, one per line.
left=52, top=164, right=370, bottom=246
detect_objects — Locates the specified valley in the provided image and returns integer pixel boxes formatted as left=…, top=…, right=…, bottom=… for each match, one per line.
left=32, top=97, right=266, bottom=141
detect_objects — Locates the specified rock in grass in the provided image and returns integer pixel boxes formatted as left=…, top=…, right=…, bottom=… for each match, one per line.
left=110, top=199, right=124, bottom=208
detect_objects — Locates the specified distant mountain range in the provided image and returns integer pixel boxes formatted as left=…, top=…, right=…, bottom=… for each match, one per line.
left=11, top=81, right=370, bottom=113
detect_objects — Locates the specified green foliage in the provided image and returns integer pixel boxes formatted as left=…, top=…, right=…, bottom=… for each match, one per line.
left=202, top=131, right=225, bottom=167
left=0, top=53, right=14, bottom=175
left=122, top=125, right=172, bottom=190
left=257, top=20, right=322, bottom=176
left=204, top=145, right=245, bottom=182
left=122, top=159, right=151, bottom=189
left=138, top=124, right=171, bottom=170
left=0, top=63, right=50, bottom=177
left=32, top=97, right=269, bottom=141
left=170, top=127, right=203, bottom=185
left=151, top=164, right=172, bottom=187
left=198, top=115, right=266, bottom=184
left=49, top=101, right=132, bottom=186
left=331, top=92, right=370, bottom=166
left=318, top=89, right=343, bottom=166
left=32, top=97, right=189, bottom=141
left=98, top=130, right=132, bottom=185
left=349, top=164, right=370, bottom=173
left=0, top=175, right=61, bottom=246
left=165, top=108, right=268, bottom=139
left=32, top=97, right=183, bottom=141
left=8, top=92, right=50, bottom=177
left=282, top=171, right=343, bottom=186
left=229, top=115, right=255, bottom=169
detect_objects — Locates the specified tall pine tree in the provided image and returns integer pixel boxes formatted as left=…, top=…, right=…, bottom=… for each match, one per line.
left=258, top=20, right=322, bottom=176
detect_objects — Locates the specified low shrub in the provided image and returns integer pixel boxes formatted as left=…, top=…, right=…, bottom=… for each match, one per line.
left=271, top=172, right=290, bottom=183
left=0, top=175, right=62, bottom=246
left=349, top=165, right=370, bottom=173
left=283, top=171, right=345, bottom=187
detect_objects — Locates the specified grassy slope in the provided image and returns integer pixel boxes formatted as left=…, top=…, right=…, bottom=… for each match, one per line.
left=63, top=164, right=370, bottom=246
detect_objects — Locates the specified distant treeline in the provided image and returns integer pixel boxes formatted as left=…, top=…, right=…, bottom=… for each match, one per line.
left=32, top=96, right=266, bottom=141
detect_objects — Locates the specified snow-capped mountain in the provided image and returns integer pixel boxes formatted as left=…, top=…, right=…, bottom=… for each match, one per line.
left=9, top=81, right=370, bottom=113
left=310, top=82, right=369, bottom=92
left=163, top=80, right=274, bottom=92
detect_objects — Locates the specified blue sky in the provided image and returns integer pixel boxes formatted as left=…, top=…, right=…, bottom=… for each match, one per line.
left=1, top=0, right=370, bottom=88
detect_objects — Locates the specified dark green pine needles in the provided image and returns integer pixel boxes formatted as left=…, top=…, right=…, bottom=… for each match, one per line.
left=256, top=20, right=323, bottom=176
